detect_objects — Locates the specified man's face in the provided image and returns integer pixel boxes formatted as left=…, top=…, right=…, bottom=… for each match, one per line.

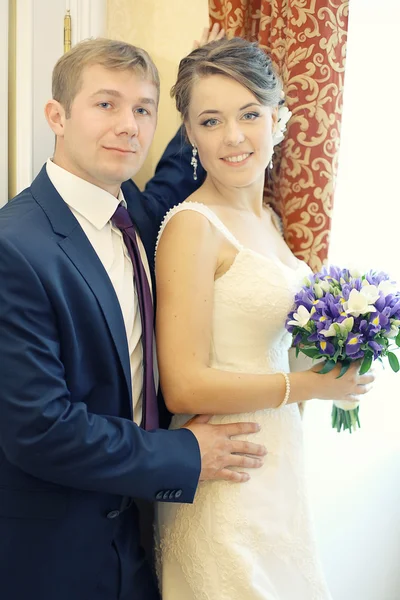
left=51, top=64, right=158, bottom=196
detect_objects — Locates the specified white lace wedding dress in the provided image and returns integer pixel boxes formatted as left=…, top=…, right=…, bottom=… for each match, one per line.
left=155, top=202, right=332, bottom=600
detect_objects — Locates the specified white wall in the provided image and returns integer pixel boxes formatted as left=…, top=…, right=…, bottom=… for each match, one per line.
left=304, top=2, right=400, bottom=599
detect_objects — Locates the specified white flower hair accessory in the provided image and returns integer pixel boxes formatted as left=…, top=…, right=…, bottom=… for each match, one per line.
left=272, top=106, right=292, bottom=146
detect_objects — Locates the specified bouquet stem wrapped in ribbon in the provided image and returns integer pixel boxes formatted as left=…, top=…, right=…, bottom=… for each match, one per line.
left=286, top=266, right=400, bottom=432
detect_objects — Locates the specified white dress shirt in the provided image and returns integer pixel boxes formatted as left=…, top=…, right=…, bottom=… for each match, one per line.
left=46, top=158, right=153, bottom=424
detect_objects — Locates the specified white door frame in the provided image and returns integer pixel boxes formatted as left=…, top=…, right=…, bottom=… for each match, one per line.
left=1, top=1, right=9, bottom=205
left=14, top=0, right=107, bottom=194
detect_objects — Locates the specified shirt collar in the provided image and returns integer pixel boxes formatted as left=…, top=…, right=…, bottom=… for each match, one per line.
left=46, top=158, right=127, bottom=230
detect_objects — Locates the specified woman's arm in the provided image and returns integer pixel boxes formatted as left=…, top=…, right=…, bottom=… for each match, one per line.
left=155, top=210, right=332, bottom=415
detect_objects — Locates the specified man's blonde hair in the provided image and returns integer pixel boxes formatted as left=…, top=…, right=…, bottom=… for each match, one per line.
left=52, top=38, right=160, bottom=117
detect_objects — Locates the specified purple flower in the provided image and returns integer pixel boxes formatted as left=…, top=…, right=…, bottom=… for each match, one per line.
left=374, top=293, right=386, bottom=312
left=389, top=299, right=400, bottom=317
left=308, top=331, right=322, bottom=342
left=317, top=340, right=335, bottom=356
left=368, top=340, right=383, bottom=359
left=369, top=312, right=390, bottom=332
left=349, top=349, right=365, bottom=360
left=365, top=271, right=389, bottom=286
left=293, top=332, right=302, bottom=346
left=345, top=333, right=363, bottom=355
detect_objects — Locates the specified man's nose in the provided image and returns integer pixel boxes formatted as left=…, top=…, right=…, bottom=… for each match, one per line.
left=114, top=110, right=139, bottom=137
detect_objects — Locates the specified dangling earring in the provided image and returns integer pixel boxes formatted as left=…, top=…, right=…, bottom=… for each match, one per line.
left=269, top=152, right=274, bottom=170
left=191, top=145, right=198, bottom=181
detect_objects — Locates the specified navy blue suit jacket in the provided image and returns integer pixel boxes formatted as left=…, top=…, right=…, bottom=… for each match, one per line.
left=0, top=129, right=204, bottom=599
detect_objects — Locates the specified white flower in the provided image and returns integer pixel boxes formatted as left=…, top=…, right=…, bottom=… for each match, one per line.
left=384, top=325, right=399, bottom=339
left=349, top=267, right=362, bottom=278
left=313, top=283, right=324, bottom=299
left=320, top=317, right=354, bottom=338
left=360, top=284, right=380, bottom=304
left=341, top=316, right=355, bottom=333
left=272, top=106, right=292, bottom=146
left=287, top=305, right=311, bottom=328
left=334, top=400, right=360, bottom=411
left=319, top=280, right=332, bottom=293
left=320, top=324, right=337, bottom=337
left=343, top=289, right=377, bottom=318
left=378, top=279, right=398, bottom=295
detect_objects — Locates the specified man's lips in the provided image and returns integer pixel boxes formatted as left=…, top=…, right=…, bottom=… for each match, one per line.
left=103, top=147, right=137, bottom=154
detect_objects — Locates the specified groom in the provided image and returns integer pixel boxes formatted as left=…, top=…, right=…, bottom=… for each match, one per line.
left=0, top=38, right=266, bottom=600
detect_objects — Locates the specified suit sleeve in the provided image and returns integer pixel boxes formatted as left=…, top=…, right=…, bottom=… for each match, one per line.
left=0, top=236, right=201, bottom=502
left=139, top=127, right=206, bottom=225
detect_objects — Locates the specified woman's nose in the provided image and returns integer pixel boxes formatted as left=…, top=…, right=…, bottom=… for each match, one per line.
left=223, top=122, right=245, bottom=146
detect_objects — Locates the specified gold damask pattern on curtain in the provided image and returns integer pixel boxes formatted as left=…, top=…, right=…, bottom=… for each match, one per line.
left=209, top=0, right=349, bottom=271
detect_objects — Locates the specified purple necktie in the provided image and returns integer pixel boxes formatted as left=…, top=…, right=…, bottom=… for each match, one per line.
left=112, top=205, right=159, bottom=430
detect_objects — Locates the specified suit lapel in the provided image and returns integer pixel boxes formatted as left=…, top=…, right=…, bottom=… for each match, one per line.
left=31, top=167, right=132, bottom=410
left=58, top=232, right=132, bottom=409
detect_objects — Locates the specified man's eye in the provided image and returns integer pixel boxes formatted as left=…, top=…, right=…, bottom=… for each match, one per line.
left=98, top=102, right=112, bottom=109
left=135, top=107, right=149, bottom=116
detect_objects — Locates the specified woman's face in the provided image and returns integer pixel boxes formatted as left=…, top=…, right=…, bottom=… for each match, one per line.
left=186, top=74, right=277, bottom=189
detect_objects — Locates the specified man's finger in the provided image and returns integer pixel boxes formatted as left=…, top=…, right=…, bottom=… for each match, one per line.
left=218, top=468, right=250, bottom=483
left=184, top=414, right=211, bottom=426
left=227, top=455, right=264, bottom=469
left=230, top=440, right=267, bottom=457
left=222, top=421, right=261, bottom=437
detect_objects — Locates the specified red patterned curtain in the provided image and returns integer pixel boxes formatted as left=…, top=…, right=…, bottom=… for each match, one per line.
left=209, top=0, right=349, bottom=272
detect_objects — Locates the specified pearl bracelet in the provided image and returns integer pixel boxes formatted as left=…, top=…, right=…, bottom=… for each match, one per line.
left=277, top=372, right=290, bottom=409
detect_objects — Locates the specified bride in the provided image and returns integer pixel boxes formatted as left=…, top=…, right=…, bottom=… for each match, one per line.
left=154, top=38, right=375, bottom=600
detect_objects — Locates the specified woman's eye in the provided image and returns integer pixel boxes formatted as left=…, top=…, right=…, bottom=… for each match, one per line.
left=202, top=118, right=219, bottom=127
left=242, top=112, right=260, bottom=120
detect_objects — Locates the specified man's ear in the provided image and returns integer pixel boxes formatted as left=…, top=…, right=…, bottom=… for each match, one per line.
left=44, top=99, right=66, bottom=138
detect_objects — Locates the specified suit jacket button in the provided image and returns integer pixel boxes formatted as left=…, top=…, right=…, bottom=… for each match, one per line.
left=175, top=490, right=182, bottom=499
left=106, top=510, right=120, bottom=519
left=162, top=490, right=171, bottom=500
left=156, top=491, right=164, bottom=500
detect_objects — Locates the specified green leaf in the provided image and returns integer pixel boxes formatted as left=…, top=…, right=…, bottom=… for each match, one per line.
left=316, top=359, right=337, bottom=375
left=337, top=361, right=351, bottom=379
left=388, top=351, right=400, bottom=373
left=396, top=331, right=400, bottom=347
left=300, top=348, right=321, bottom=359
left=359, top=354, right=373, bottom=375
left=331, top=404, right=338, bottom=428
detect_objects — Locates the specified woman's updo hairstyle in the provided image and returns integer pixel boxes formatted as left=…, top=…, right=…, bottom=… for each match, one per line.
left=171, top=37, right=283, bottom=121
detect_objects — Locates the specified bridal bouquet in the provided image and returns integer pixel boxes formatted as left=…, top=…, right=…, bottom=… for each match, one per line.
left=286, top=266, right=400, bottom=432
